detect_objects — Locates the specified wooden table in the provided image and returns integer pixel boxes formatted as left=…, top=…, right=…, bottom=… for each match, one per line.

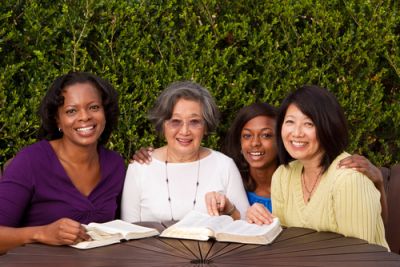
left=1, top=222, right=399, bottom=267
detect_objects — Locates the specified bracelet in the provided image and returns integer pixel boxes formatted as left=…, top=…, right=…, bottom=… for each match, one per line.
left=225, top=204, right=236, bottom=216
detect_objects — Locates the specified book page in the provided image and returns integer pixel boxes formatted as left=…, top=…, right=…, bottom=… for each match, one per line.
left=85, top=227, right=122, bottom=240
left=88, top=220, right=159, bottom=240
left=170, top=210, right=233, bottom=233
left=160, top=210, right=233, bottom=240
left=70, top=228, right=122, bottom=249
left=218, top=218, right=280, bottom=236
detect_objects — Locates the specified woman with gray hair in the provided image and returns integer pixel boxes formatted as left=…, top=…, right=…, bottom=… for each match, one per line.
left=121, top=81, right=249, bottom=222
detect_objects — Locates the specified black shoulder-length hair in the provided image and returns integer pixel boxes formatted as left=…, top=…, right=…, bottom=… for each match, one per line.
left=38, top=72, right=119, bottom=145
left=276, top=85, right=349, bottom=173
left=222, top=102, right=278, bottom=191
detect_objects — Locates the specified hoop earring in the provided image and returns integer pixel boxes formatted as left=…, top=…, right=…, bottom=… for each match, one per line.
left=58, top=128, right=62, bottom=132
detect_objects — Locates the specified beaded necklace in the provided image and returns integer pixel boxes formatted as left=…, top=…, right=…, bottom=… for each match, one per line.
left=164, top=149, right=201, bottom=220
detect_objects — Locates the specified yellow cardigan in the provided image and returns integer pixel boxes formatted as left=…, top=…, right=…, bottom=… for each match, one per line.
left=271, top=152, right=389, bottom=250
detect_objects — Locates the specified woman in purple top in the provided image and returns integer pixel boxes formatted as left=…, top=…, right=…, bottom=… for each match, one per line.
left=0, top=72, right=125, bottom=253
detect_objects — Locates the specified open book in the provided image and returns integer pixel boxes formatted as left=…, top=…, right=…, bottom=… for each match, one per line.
left=160, top=210, right=282, bottom=245
left=71, top=220, right=159, bottom=249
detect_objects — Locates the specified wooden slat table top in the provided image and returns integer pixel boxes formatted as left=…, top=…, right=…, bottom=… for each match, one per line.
left=0, top=222, right=399, bottom=267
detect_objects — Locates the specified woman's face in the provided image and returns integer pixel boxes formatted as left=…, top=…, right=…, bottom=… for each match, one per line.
left=163, top=98, right=206, bottom=159
left=240, top=115, right=277, bottom=170
left=281, top=104, right=323, bottom=164
left=57, top=82, right=105, bottom=148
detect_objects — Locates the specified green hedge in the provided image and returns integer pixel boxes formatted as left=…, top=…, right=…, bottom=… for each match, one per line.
left=0, top=0, right=399, bottom=168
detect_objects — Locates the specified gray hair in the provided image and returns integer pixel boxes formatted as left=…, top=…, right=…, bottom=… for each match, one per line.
left=148, top=81, right=220, bottom=135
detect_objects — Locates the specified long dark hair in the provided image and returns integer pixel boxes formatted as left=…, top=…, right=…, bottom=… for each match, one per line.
left=222, top=102, right=278, bottom=191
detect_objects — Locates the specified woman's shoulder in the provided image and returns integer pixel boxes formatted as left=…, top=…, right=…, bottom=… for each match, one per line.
left=12, top=140, right=52, bottom=162
left=125, top=155, right=164, bottom=184
left=272, top=161, right=303, bottom=188
left=329, top=152, right=360, bottom=177
left=203, top=149, right=235, bottom=164
left=203, top=148, right=225, bottom=159
left=98, top=147, right=126, bottom=181
left=20, top=139, right=49, bottom=152
left=99, top=146, right=124, bottom=162
left=328, top=152, right=374, bottom=187
left=275, top=160, right=302, bottom=174
left=127, top=155, right=164, bottom=171
left=3, top=140, right=53, bottom=179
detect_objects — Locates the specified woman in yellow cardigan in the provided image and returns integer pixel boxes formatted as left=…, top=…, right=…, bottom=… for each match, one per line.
left=271, top=85, right=389, bottom=250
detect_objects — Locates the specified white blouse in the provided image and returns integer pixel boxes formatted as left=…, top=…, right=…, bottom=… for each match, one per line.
left=121, top=149, right=249, bottom=222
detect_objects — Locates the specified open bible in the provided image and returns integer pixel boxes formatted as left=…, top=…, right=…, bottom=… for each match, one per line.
left=71, top=220, right=159, bottom=249
left=160, top=210, right=282, bottom=245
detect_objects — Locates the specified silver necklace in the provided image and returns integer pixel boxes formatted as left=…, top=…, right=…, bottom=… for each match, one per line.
left=165, top=149, right=201, bottom=220
left=301, top=171, right=321, bottom=202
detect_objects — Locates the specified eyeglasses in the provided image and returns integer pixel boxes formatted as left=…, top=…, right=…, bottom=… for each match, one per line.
left=165, top=118, right=205, bottom=129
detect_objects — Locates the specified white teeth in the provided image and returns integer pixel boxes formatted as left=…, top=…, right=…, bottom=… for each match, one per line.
left=291, top=141, right=306, bottom=147
left=77, top=126, right=94, bottom=132
left=249, top=152, right=264, bottom=156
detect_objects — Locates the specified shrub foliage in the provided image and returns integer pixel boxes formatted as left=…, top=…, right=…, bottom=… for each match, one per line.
left=0, top=0, right=399, bottom=167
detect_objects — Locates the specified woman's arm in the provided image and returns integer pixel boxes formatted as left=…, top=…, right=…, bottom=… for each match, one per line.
left=204, top=156, right=249, bottom=220
left=334, top=172, right=388, bottom=250
left=130, top=147, right=154, bottom=164
left=121, top=164, right=142, bottom=222
left=337, top=154, right=388, bottom=224
left=0, top=218, right=88, bottom=254
left=270, top=166, right=286, bottom=226
left=225, top=158, right=250, bottom=219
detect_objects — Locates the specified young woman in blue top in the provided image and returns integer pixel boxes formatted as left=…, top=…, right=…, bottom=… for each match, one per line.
left=222, top=103, right=277, bottom=217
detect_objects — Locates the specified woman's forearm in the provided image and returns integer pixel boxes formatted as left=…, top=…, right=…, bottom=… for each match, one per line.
left=0, top=226, right=38, bottom=254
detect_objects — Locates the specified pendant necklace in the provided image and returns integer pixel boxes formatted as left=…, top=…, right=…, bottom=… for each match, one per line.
left=301, top=171, right=321, bottom=202
left=165, top=149, right=201, bottom=220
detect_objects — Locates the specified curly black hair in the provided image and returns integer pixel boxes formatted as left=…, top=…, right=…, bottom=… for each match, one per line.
left=37, top=72, right=119, bottom=145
